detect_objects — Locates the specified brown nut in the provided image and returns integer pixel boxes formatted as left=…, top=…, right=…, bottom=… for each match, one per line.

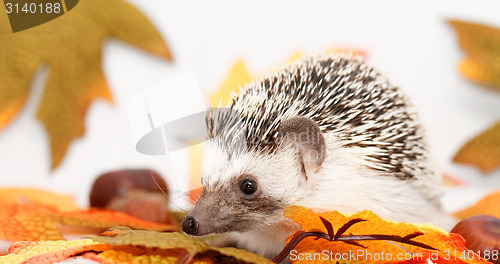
left=89, top=169, right=168, bottom=208
left=451, top=214, right=500, bottom=264
left=107, top=189, right=177, bottom=225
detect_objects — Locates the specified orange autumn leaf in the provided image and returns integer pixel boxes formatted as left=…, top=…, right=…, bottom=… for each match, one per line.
left=0, top=187, right=80, bottom=212
left=82, top=251, right=179, bottom=264
left=82, top=248, right=213, bottom=264
left=0, top=238, right=209, bottom=264
left=0, top=202, right=176, bottom=241
left=0, top=202, right=61, bottom=241
left=448, top=20, right=500, bottom=91
left=57, top=209, right=177, bottom=231
left=0, top=239, right=110, bottom=264
left=453, top=190, right=500, bottom=220
left=0, top=0, right=172, bottom=170
left=453, top=121, right=500, bottom=173
left=282, top=206, right=491, bottom=264
left=86, top=226, right=274, bottom=264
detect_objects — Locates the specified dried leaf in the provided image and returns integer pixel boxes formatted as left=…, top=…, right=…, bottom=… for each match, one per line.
left=453, top=190, right=500, bottom=219
left=0, top=238, right=209, bottom=264
left=0, top=202, right=60, bottom=241
left=453, top=121, right=500, bottom=173
left=0, top=202, right=176, bottom=241
left=0, top=239, right=110, bottom=264
left=86, top=226, right=275, bottom=264
left=0, top=187, right=80, bottom=212
left=209, top=247, right=272, bottom=264
left=88, top=227, right=207, bottom=255
left=57, top=209, right=177, bottom=231
left=448, top=19, right=500, bottom=91
left=283, top=206, right=490, bottom=264
left=0, top=0, right=171, bottom=169
left=82, top=250, right=201, bottom=264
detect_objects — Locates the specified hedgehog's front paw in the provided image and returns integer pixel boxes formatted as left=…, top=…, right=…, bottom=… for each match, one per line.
left=203, top=233, right=238, bottom=248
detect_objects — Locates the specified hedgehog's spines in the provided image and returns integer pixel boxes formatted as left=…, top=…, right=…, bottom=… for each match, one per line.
left=206, top=54, right=430, bottom=180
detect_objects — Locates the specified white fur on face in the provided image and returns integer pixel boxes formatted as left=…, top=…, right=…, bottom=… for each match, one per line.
left=202, top=139, right=310, bottom=205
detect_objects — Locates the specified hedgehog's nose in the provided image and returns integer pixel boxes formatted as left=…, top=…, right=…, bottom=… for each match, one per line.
left=182, top=215, right=199, bottom=235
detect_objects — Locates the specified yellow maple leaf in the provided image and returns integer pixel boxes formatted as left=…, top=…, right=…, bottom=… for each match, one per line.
left=448, top=19, right=500, bottom=91
left=83, top=249, right=209, bottom=264
left=0, top=0, right=172, bottom=169
left=453, top=121, right=500, bottom=173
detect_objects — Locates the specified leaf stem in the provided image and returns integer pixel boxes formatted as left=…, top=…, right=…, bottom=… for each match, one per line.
left=272, top=217, right=436, bottom=263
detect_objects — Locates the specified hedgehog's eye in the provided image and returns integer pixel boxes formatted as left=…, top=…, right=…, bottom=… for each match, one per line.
left=240, top=179, right=257, bottom=195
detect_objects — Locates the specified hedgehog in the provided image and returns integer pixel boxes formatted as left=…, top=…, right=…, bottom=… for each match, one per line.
left=182, top=55, right=455, bottom=259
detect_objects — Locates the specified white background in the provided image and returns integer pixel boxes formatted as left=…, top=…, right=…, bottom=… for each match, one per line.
left=0, top=0, right=499, bottom=219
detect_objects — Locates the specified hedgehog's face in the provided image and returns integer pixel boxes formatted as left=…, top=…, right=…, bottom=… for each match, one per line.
left=181, top=144, right=300, bottom=236
left=182, top=116, right=326, bottom=236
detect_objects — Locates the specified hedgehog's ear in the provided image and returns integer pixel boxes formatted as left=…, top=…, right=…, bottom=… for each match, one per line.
left=278, top=116, right=326, bottom=178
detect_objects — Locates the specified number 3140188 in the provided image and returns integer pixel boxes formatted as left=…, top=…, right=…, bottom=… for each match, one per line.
left=5, top=3, right=61, bottom=14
